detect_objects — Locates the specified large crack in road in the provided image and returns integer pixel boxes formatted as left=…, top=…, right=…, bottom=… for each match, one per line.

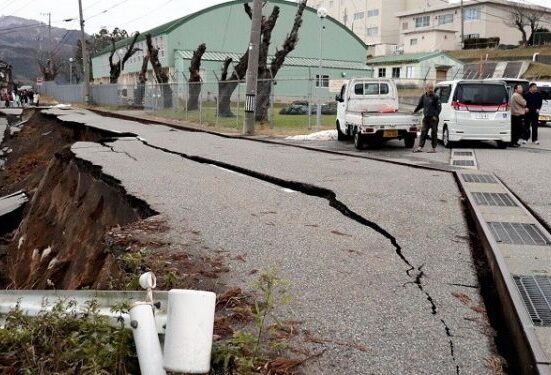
left=105, top=136, right=463, bottom=373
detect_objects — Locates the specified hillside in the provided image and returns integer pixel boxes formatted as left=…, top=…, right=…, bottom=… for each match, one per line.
left=0, top=16, right=80, bottom=83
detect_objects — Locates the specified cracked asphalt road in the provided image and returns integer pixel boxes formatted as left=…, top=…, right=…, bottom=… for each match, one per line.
left=51, top=108, right=494, bottom=374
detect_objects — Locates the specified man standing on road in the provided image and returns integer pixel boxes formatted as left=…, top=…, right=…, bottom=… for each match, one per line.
left=413, top=82, right=441, bottom=153
left=510, top=84, right=528, bottom=147
left=523, top=83, right=543, bottom=145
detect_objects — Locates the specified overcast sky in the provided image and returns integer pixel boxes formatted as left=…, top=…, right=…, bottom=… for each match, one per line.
left=0, top=0, right=549, bottom=34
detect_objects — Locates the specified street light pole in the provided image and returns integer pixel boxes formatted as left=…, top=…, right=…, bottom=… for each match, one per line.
left=69, top=58, right=74, bottom=84
left=243, top=0, right=263, bottom=135
left=316, top=7, right=327, bottom=129
left=78, top=0, right=90, bottom=104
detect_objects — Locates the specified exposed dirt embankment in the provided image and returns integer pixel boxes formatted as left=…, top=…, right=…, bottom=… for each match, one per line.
left=6, top=148, right=156, bottom=289
left=0, top=111, right=158, bottom=289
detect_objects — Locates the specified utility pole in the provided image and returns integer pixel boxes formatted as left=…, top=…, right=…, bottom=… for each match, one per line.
left=243, top=0, right=263, bottom=135
left=460, top=0, right=464, bottom=49
left=78, top=0, right=90, bottom=104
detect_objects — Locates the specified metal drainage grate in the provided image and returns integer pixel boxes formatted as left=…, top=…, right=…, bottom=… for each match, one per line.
left=453, top=151, right=473, bottom=157
left=453, top=159, right=475, bottom=166
left=513, top=275, right=551, bottom=326
left=488, top=222, right=550, bottom=246
left=462, top=174, right=497, bottom=183
left=472, top=192, right=517, bottom=207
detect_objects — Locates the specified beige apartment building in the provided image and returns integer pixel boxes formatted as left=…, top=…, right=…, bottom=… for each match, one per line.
left=316, top=0, right=446, bottom=52
left=315, top=0, right=551, bottom=55
left=396, top=0, right=551, bottom=53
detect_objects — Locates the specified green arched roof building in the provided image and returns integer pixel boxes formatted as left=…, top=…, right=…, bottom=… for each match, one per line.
left=91, top=0, right=371, bottom=96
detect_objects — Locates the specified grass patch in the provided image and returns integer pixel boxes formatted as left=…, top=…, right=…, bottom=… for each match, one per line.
left=0, top=300, right=135, bottom=374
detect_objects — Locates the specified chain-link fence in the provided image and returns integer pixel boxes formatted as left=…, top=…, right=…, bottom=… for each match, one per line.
left=41, top=77, right=345, bottom=131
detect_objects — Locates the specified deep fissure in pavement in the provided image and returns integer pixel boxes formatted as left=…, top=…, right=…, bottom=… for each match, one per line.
left=132, top=137, right=461, bottom=373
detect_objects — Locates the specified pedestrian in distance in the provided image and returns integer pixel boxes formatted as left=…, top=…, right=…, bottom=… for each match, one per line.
left=510, top=84, right=528, bottom=147
left=413, top=82, right=441, bottom=153
left=523, top=82, right=543, bottom=145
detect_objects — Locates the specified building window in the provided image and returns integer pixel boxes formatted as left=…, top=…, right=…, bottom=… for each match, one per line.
left=378, top=68, right=386, bottom=78
left=392, top=67, right=401, bottom=78
left=353, top=12, right=364, bottom=20
left=406, top=66, right=414, bottom=78
left=437, top=14, right=453, bottom=25
left=414, top=15, right=430, bottom=27
left=465, top=7, right=481, bottom=20
left=329, top=0, right=334, bottom=7
left=435, top=85, right=452, bottom=103
left=315, top=74, right=329, bottom=88
left=367, top=27, right=378, bottom=36
left=402, top=22, right=408, bottom=30
left=410, top=38, right=418, bottom=45
left=367, top=9, right=379, bottom=17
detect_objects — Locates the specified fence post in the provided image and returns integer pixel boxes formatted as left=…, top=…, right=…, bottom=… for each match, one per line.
left=269, top=79, right=275, bottom=129
left=236, top=80, right=241, bottom=129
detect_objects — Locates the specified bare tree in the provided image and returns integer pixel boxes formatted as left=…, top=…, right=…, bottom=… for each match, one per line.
left=218, top=4, right=280, bottom=117
left=217, top=1, right=307, bottom=119
left=146, top=33, right=172, bottom=108
left=36, top=51, right=62, bottom=81
left=187, top=43, right=206, bottom=110
left=506, top=3, right=542, bottom=46
left=134, top=55, right=149, bottom=107
left=256, top=0, right=307, bottom=121
left=108, top=32, right=141, bottom=83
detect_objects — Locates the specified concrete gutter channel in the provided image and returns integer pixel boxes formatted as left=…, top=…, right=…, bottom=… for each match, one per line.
left=457, top=171, right=551, bottom=374
left=4, top=107, right=550, bottom=372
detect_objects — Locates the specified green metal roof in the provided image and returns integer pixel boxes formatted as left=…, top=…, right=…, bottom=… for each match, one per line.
left=94, top=0, right=367, bottom=57
left=366, top=52, right=448, bottom=65
left=177, top=50, right=371, bottom=70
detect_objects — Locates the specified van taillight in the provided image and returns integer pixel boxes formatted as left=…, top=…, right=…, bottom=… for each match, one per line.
left=451, top=101, right=467, bottom=111
left=497, top=103, right=509, bottom=112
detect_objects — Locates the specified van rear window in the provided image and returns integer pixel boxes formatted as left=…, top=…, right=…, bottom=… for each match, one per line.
left=455, top=83, right=508, bottom=105
left=540, top=87, right=551, bottom=100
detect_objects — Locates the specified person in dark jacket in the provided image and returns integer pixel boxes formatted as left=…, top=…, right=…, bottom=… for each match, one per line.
left=413, top=82, right=441, bottom=153
left=523, top=83, right=543, bottom=144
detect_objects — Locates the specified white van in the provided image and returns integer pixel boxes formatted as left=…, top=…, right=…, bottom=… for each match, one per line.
left=532, top=81, right=551, bottom=125
left=434, top=80, right=510, bottom=148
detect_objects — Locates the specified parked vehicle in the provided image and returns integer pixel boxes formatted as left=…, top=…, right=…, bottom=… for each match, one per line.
left=532, top=81, right=551, bottom=125
left=335, top=78, right=419, bottom=149
left=279, top=101, right=337, bottom=115
left=435, top=80, right=510, bottom=148
left=279, top=101, right=313, bottom=115
left=485, top=78, right=529, bottom=99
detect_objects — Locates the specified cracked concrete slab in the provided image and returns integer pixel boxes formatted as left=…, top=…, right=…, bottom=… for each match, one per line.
left=48, top=108, right=497, bottom=373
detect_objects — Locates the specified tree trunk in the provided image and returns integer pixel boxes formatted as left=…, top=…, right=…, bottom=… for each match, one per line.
left=255, top=73, right=272, bottom=122
left=255, top=0, right=307, bottom=121
left=218, top=80, right=239, bottom=117
left=134, top=55, right=149, bottom=107
left=188, top=43, right=206, bottom=110
left=146, top=33, right=172, bottom=108
left=109, top=32, right=140, bottom=84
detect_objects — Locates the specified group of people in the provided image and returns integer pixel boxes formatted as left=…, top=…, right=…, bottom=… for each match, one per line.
left=1, top=88, right=38, bottom=108
left=510, top=83, right=543, bottom=146
left=412, top=81, right=544, bottom=152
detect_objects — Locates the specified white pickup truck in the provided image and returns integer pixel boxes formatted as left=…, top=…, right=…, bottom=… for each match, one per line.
left=335, top=78, right=420, bottom=149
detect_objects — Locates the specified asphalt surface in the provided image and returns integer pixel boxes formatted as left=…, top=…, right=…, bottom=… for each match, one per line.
left=474, top=125, right=551, bottom=226
left=45, top=108, right=496, bottom=374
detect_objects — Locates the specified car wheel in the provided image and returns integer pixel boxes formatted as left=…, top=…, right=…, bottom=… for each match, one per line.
left=496, top=141, right=507, bottom=149
left=404, top=134, right=416, bottom=148
left=443, top=127, right=453, bottom=148
left=336, top=121, right=347, bottom=141
left=354, top=131, right=365, bottom=150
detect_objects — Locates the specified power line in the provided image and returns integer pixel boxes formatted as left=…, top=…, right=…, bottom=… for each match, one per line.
left=86, top=0, right=131, bottom=21
left=4, top=0, right=37, bottom=18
